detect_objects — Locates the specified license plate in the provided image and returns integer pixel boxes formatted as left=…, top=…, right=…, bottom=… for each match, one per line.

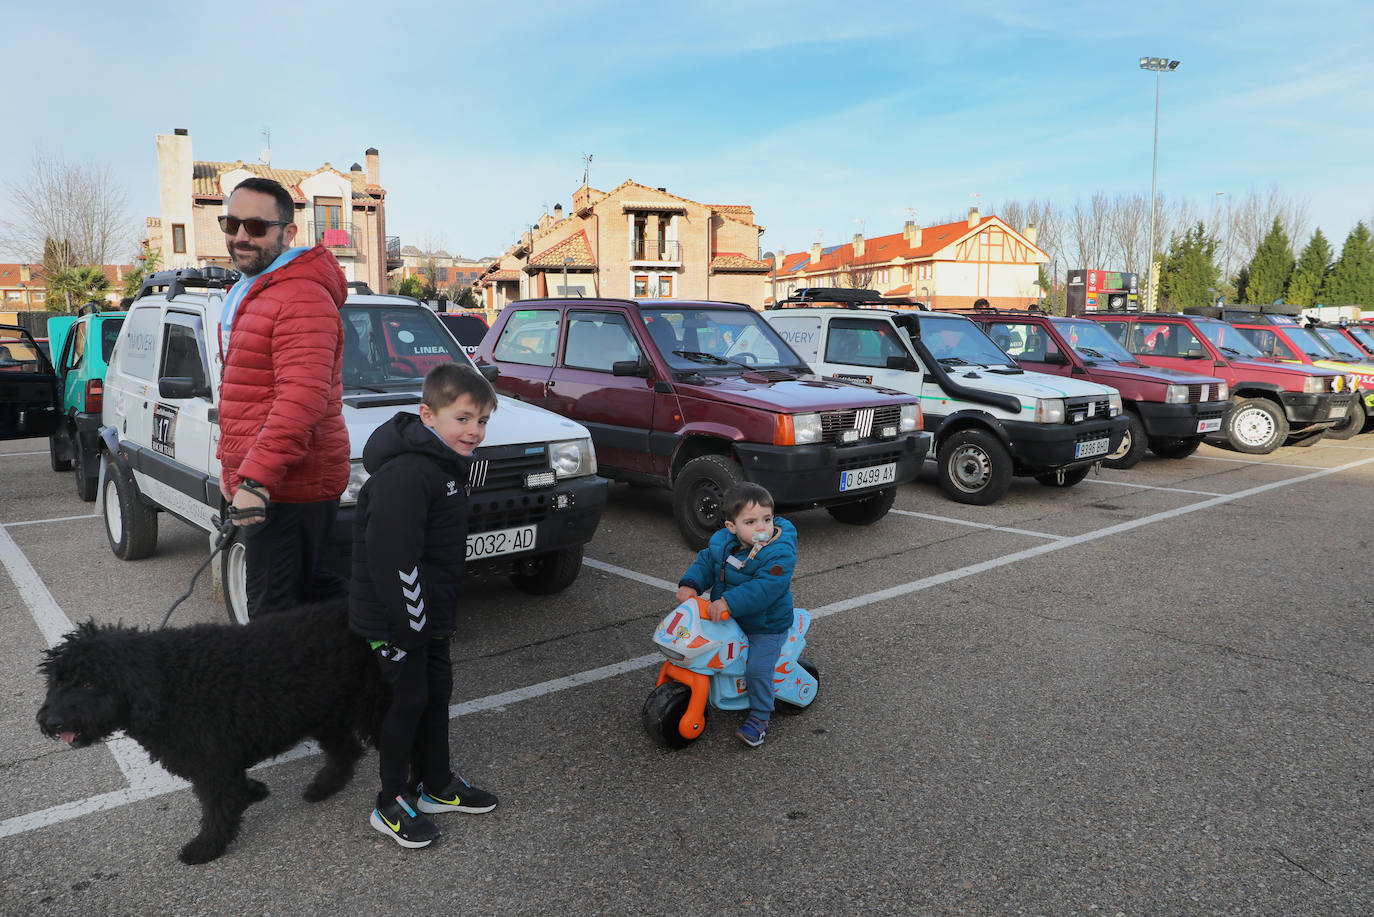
left=1197, top=418, right=1222, bottom=433
left=838, top=462, right=897, bottom=491
left=1075, top=437, right=1109, bottom=459
left=1330, top=404, right=1348, bottom=418
left=466, top=524, right=536, bottom=559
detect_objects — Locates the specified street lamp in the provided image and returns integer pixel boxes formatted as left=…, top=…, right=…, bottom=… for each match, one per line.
left=920, top=286, right=930, bottom=310
left=1140, top=56, right=1180, bottom=311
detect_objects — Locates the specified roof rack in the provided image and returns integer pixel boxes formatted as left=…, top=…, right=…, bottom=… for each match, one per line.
left=770, top=286, right=928, bottom=311
left=963, top=301, right=1052, bottom=316
left=135, top=266, right=240, bottom=301
left=347, top=281, right=373, bottom=295
left=1182, top=305, right=1224, bottom=319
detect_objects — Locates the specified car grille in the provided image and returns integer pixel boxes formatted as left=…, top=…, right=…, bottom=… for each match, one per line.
left=468, top=444, right=550, bottom=493
left=1186, top=383, right=1227, bottom=403
left=1065, top=396, right=1111, bottom=424
left=467, top=494, right=551, bottom=533
left=1197, top=403, right=1227, bottom=421
left=820, top=405, right=904, bottom=442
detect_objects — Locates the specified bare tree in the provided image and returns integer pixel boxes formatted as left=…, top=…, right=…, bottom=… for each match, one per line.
left=0, top=150, right=131, bottom=269
left=838, top=253, right=876, bottom=289
left=1106, top=193, right=1150, bottom=275
left=1221, top=186, right=1310, bottom=283
left=1068, top=192, right=1113, bottom=272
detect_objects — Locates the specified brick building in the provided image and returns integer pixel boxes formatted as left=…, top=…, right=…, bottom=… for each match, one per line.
left=391, top=247, right=493, bottom=293
left=474, top=181, right=770, bottom=310
left=0, top=262, right=137, bottom=313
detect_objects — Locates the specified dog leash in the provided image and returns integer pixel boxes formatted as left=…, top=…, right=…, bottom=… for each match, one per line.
left=157, top=484, right=268, bottom=630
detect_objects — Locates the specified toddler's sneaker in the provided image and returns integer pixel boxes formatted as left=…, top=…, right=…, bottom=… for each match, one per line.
left=371, top=794, right=440, bottom=849
left=736, top=715, right=768, bottom=748
left=417, top=775, right=499, bottom=814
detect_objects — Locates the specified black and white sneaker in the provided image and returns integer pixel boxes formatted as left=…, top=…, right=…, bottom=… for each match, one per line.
left=416, top=775, right=498, bottom=814
left=371, top=794, right=441, bottom=848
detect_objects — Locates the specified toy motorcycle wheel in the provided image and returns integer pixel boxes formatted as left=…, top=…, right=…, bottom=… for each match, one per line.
left=774, top=659, right=820, bottom=715
left=642, top=682, right=702, bottom=749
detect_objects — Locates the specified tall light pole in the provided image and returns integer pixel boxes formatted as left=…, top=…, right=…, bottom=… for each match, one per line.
left=1140, top=56, right=1180, bottom=311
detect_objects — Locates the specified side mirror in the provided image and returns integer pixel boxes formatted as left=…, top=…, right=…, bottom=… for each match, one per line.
left=1043, top=351, right=1070, bottom=366
left=885, top=354, right=918, bottom=372
left=477, top=364, right=500, bottom=383
left=159, top=376, right=212, bottom=400
left=612, top=357, right=651, bottom=378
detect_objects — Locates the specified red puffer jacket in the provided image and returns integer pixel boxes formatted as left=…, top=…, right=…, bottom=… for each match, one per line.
left=217, top=245, right=350, bottom=503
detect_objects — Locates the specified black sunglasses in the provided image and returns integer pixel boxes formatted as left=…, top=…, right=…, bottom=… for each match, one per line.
left=218, top=215, right=291, bottom=237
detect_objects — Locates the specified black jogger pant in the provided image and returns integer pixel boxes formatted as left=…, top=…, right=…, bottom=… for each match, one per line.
left=241, top=498, right=347, bottom=618
left=375, top=636, right=454, bottom=803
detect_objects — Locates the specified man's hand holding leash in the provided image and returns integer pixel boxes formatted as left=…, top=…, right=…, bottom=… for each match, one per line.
left=231, top=479, right=270, bottom=526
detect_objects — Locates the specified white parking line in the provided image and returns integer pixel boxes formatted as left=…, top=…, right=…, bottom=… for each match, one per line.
left=890, top=509, right=1065, bottom=540
left=5, top=453, right=1373, bottom=840
left=1193, top=455, right=1323, bottom=469
left=0, top=450, right=50, bottom=457
left=1077, top=479, right=1224, bottom=496
left=581, top=557, right=678, bottom=591
left=3, top=513, right=100, bottom=528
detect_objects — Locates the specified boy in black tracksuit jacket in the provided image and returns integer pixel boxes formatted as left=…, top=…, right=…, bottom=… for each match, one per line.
left=349, top=364, right=499, bottom=849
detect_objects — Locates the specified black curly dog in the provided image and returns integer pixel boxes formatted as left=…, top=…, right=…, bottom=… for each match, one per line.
left=36, top=601, right=385, bottom=865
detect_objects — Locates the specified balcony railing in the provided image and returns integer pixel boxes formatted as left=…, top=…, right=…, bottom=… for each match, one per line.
left=309, top=222, right=357, bottom=248
left=630, top=239, right=680, bottom=262
left=386, top=236, right=401, bottom=259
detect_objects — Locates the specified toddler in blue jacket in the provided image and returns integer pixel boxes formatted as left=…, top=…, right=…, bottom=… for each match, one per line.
left=676, top=483, right=797, bottom=747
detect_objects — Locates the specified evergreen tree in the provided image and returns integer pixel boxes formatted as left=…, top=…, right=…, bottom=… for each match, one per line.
left=1286, top=229, right=1332, bottom=307
left=1234, top=265, right=1250, bottom=304
left=1244, top=217, right=1294, bottom=305
left=1322, top=222, right=1374, bottom=307
left=1158, top=223, right=1220, bottom=310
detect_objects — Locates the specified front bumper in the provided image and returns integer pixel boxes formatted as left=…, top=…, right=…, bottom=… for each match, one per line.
left=1136, top=400, right=1230, bottom=439
left=1279, top=391, right=1353, bottom=429
left=1002, top=416, right=1128, bottom=472
left=734, top=432, right=930, bottom=507
left=330, top=473, right=609, bottom=573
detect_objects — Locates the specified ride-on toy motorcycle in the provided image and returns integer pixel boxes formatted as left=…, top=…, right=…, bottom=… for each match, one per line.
left=642, top=596, right=820, bottom=748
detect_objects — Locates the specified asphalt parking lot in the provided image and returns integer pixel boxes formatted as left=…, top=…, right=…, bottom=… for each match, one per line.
left=2, top=435, right=1372, bottom=916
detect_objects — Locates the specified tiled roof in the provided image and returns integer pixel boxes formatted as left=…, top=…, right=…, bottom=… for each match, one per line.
left=710, top=252, right=771, bottom=273
left=528, top=230, right=596, bottom=268
left=487, top=270, right=521, bottom=282
left=191, top=161, right=377, bottom=201
left=776, top=216, right=1035, bottom=277
left=884, top=284, right=913, bottom=297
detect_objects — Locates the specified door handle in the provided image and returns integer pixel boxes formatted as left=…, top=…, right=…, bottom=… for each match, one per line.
left=547, top=380, right=556, bottom=389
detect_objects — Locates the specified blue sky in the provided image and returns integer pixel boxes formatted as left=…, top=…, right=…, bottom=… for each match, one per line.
left=6, top=0, right=1372, bottom=262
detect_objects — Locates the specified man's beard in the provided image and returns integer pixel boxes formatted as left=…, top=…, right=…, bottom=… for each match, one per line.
left=230, top=239, right=285, bottom=275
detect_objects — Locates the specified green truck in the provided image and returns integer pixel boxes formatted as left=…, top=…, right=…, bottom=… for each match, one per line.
left=46, top=305, right=126, bottom=500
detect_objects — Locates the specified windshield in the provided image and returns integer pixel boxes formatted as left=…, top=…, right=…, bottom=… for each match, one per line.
left=1310, top=327, right=1365, bottom=361
left=641, top=307, right=808, bottom=372
left=914, top=314, right=1015, bottom=367
left=1194, top=321, right=1264, bottom=357
left=341, top=305, right=474, bottom=389
left=1348, top=327, right=1374, bottom=353
left=1289, top=327, right=1338, bottom=359
left=1053, top=319, right=1135, bottom=362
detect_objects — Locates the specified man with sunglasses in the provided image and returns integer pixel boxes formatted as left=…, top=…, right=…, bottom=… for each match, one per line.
left=217, top=176, right=351, bottom=618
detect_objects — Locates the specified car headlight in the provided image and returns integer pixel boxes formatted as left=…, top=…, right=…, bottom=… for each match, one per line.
left=550, top=437, right=596, bottom=478
left=341, top=460, right=369, bottom=505
left=1214, top=380, right=1229, bottom=400
left=1033, top=398, right=1065, bottom=423
left=1108, top=392, right=1123, bottom=417
left=899, top=403, right=921, bottom=433
left=1347, top=374, right=1358, bottom=394
left=791, top=412, right=823, bottom=445
left=1302, top=374, right=1327, bottom=394
left=1164, top=384, right=1189, bottom=404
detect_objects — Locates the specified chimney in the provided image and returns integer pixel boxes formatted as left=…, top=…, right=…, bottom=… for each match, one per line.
left=810, top=242, right=822, bottom=263
left=1024, top=222, right=1038, bottom=245
left=365, top=147, right=380, bottom=186
left=19, top=264, right=30, bottom=282
left=554, top=203, right=564, bottom=221
left=904, top=220, right=923, bottom=247
left=852, top=233, right=865, bottom=257
left=968, top=207, right=981, bottom=228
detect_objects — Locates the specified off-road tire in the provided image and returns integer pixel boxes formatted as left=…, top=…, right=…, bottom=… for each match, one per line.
left=1224, top=397, right=1288, bottom=454
left=222, top=537, right=250, bottom=625
left=74, top=442, right=98, bottom=501
left=1287, top=430, right=1325, bottom=447
left=1325, top=398, right=1366, bottom=440
left=936, top=429, right=1012, bottom=506
left=510, top=544, right=584, bottom=595
left=672, top=454, right=742, bottom=550
left=825, top=486, right=896, bottom=525
left=48, top=432, right=71, bottom=471
left=1102, top=411, right=1147, bottom=470
left=102, top=455, right=158, bottom=560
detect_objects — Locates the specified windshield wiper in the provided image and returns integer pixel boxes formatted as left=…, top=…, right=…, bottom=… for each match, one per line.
left=936, top=356, right=973, bottom=366
left=1077, top=347, right=1107, bottom=359
left=672, top=349, right=728, bottom=365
